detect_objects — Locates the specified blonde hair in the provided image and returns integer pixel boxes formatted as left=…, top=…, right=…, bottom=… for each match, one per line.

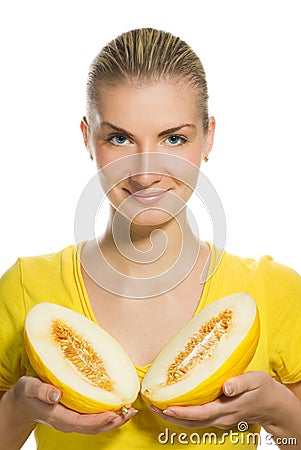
left=86, top=28, right=209, bottom=130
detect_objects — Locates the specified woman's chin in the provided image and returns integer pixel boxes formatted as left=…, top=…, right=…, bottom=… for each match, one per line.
left=131, top=210, right=174, bottom=228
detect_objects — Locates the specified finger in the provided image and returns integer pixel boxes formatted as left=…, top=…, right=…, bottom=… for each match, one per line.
left=108, top=408, right=139, bottom=429
left=74, top=407, right=138, bottom=429
left=46, top=404, right=116, bottom=429
left=21, top=376, right=61, bottom=405
left=46, top=404, right=138, bottom=434
left=151, top=391, right=242, bottom=421
left=164, top=400, right=227, bottom=421
left=150, top=404, right=211, bottom=421
left=150, top=404, right=245, bottom=431
left=74, top=409, right=139, bottom=435
left=149, top=405, right=216, bottom=429
left=223, top=371, right=268, bottom=397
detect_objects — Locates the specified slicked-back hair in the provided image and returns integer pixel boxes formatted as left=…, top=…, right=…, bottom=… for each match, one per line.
left=86, top=28, right=209, bottom=131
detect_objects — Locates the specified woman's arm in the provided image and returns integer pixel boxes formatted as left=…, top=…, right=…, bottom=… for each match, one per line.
left=270, top=381, right=301, bottom=449
left=149, top=371, right=301, bottom=449
left=0, top=388, right=36, bottom=450
left=0, top=376, right=138, bottom=450
left=223, top=374, right=301, bottom=450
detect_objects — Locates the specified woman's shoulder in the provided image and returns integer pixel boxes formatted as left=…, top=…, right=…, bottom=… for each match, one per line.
left=1, top=243, right=79, bottom=277
left=19, top=242, right=76, bottom=268
left=217, top=245, right=299, bottom=281
left=0, top=243, right=82, bottom=303
left=208, top=244, right=301, bottom=300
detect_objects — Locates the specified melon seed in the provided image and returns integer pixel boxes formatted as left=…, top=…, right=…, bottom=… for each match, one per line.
left=51, top=319, right=114, bottom=391
left=166, top=309, right=233, bottom=384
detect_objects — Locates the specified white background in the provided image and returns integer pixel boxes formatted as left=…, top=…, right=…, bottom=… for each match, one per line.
left=1, top=1, right=300, bottom=448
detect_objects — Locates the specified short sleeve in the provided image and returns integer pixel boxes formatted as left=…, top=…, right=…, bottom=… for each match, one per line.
left=262, top=258, right=301, bottom=383
left=0, top=259, right=27, bottom=390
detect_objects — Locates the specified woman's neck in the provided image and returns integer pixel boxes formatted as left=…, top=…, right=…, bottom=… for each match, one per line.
left=99, top=206, right=201, bottom=279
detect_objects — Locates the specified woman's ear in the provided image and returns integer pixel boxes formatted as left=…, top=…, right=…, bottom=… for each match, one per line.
left=80, top=116, right=93, bottom=160
left=203, top=116, right=216, bottom=161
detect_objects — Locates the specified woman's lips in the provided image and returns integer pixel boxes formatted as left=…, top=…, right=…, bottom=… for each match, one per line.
left=129, top=189, right=169, bottom=205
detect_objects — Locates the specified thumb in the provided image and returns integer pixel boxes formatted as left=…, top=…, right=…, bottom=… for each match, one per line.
left=223, top=371, right=259, bottom=397
left=25, top=376, right=61, bottom=405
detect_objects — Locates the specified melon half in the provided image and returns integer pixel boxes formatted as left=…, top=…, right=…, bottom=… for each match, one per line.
left=24, top=303, right=140, bottom=413
left=141, top=293, right=260, bottom=409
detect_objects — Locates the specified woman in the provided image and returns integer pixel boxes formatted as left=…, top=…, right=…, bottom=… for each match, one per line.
left=0, top=28, right=301, bottom=450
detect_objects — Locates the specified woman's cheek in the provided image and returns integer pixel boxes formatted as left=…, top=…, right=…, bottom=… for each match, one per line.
left=184, top=146, right=203, bottom=167
left=95, top=152, right=115, bottom=169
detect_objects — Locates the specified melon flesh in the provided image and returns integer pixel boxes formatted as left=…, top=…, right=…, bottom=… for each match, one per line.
left=141, top=293, right=260, bottom=409
left=24, top=303, right=140, bottom=413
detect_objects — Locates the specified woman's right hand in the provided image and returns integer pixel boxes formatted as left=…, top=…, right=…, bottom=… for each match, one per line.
left=11, top=376, right=138, bottom=435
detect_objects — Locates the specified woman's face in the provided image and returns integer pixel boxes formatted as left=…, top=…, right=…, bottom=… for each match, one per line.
left=81, top=81, right=215, bottom=227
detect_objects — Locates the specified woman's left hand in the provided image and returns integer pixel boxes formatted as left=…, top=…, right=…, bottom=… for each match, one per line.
left=149, top=371, right=291, bottom=430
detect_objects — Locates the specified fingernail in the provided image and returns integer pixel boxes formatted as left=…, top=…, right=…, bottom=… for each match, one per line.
left=149, top=405, right=160, bottom=414
left=48, top=390, right=60, bottom=403
left=126, top=409, right=138, bottom=420
left=105, top=414, right=118, bottom=424
left=123, top=409, right=139, bottom=422
left=163, top=409, right=176, bottom=416
left=224, top=383, right=235, bottom=395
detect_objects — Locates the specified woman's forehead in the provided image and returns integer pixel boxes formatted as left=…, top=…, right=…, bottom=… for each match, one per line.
left=93, top=81, right=201, bottom=128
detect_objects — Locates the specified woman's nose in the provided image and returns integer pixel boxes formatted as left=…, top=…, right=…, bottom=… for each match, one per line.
left=128, top=151, right=164, bottom=189
left=128, top=171, right=163, bottom=190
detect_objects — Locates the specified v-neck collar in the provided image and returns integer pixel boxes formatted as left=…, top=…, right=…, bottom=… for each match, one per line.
left=72, top=240, right=220, bottom=375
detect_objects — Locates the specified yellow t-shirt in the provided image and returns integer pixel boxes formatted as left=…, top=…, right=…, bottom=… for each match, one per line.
left=1, top=242, right=301, bottom=449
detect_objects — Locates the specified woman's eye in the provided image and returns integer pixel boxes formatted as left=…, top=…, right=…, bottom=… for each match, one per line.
left=165, top=135, right=187, bottom=146
left=110, top=135, right=129, bottom=146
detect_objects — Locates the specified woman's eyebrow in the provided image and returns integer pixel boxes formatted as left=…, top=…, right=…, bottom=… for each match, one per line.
left=100, top=122, right=195, bottom=138
left=158, top=124, right=195, bottom=137
left=100, top=121, right=135, bottom=138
